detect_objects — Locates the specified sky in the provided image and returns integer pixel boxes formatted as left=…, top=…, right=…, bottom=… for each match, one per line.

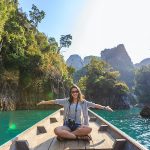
left=19, top=0, right=150, bottom=64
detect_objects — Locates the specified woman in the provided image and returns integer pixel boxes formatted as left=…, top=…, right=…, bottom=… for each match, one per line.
left=37, top=85, right=113, bottom=141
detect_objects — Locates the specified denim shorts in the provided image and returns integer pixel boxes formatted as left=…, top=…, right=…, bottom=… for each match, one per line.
left=63, top=121, right=81, bottom=131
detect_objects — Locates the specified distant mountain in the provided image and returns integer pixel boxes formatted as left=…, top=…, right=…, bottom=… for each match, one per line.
left=66, top=44, right=149, bottom=88
left=101, top=44, right=134, bottom=69
left=135, top=58, right=150, bottom=68
left=66, top=55, right=101, bottom=70
left=83, top=56, right=101, bottom=66
left=66, top=54, right=84, bottom=70
left=101, top=44, right=134, bottom=87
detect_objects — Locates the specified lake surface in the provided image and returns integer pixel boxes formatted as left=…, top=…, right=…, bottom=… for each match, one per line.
left=93, top=108, right=150, bottom=149
left=0, top=108, right=149, bottom=149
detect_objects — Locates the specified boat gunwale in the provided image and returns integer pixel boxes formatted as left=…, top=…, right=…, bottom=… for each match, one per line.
left=0, top=109, right=60, bottom=148
left=88, top=109, right=148, bottom=150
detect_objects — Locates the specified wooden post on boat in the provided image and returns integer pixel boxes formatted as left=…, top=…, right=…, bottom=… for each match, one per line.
left=113, top=139, right=127, bottom=150
left=15, top=140, right=29, bottom=150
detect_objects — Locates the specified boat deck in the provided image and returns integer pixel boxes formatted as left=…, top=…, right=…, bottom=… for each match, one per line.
left=0, top=109, right=147, bottom=150
left=35, top=116, right=115, bottom=150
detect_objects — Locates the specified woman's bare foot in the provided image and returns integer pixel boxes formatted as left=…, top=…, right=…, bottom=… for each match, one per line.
left=56, top=136, right=64, bottom=141
left=57, top=135, right=92, bottom=142
left=76, top=135, right=92, bottom=141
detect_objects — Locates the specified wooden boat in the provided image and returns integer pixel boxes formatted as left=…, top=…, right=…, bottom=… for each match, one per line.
left=0, top=109, right=148, bottom=150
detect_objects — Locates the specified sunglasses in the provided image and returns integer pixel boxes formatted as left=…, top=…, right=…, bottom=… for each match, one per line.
left=71, top=90, right=79, bottom=94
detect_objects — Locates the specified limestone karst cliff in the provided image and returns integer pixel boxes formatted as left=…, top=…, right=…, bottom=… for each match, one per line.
left=135, top=58, right=150, bottom=68
left=66, top=54, right=84, bottom=71
left=101, top=44, right=134, bottom=87
left=66, top=44, right=135, bottom=87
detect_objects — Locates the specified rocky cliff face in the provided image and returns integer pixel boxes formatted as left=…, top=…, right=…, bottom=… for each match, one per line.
left=66, top=55, right=101, bottom=70
left=83, top=56, right=101, bottom=66
left=135, top=58, right=150, bottom=68
left=66, top=45, right=149, bottom=88
left=66, top=55, right=101, bottom=83
left=101, top=44, right=134, bottom=87
left=66, top=54, right=84, bottom=70
left=140, top=106, right=150, bottom=118
left=101, top=44, right=134, bottom=70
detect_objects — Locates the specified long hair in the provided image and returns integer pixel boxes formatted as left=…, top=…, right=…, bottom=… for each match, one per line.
left=69, top=85, right=84, bottom=103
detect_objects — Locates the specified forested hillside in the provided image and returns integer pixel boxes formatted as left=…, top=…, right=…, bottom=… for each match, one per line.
left=77, top=59, right=130, bottom=109
left=0, top=0, right=73, bottom=110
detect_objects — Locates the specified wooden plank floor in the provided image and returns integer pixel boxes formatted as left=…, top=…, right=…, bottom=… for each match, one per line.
left=33, top=117, right=115, bottom=150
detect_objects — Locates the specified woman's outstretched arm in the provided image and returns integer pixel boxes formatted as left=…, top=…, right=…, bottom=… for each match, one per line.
left=37, top=100, right=55, bottom=106
left=95, top=104, right=113, bottom=112
left=37, top=98, right=67, bottom=106
left=86, top=100, right=113, bottom=112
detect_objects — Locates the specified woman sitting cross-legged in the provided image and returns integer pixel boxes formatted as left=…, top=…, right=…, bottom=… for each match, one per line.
left=37, top=85, right=113, bottom=141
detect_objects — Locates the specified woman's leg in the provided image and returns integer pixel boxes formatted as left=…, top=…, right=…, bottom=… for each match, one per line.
left=72, top=125, right=92, bottom=136
left=54, top=126, right=76, bottom=139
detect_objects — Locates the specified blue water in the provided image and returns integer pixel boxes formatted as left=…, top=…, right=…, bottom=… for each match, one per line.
left=0, top=110, right=55, bottom=145
left=93, top=108, right=150, bottom=149
left=0, top=108, right=149, bottom=149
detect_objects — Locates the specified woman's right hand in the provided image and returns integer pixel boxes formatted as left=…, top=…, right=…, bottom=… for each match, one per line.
left=37, top=101, right=45, bottom=106
left=105, top=106, right=113, bottom=112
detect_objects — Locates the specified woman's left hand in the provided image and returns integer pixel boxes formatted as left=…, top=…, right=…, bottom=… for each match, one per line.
left=105, top=106, right=113, bottom=112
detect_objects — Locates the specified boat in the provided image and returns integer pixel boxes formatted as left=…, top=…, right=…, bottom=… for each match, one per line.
left=0, top=108, right=148, bottom=150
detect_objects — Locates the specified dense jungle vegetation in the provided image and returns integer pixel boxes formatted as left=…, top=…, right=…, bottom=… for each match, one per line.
left=0, top=0, right=149, bottom=110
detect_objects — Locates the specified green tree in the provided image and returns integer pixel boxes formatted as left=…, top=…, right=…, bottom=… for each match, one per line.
left=77, top=59, right=129, bottom=108
left=2, top=13, right=26, bottom=69
left=57, top=34, right=72, bottom=53
left=77, top=76, right=87, bottom=94
left=0, top=0, right=16, bottom=40
left=0, top=3, right=73, bottom=110
left=29, top=4, right=45, bottom=27
left=135, top=65, right=150, bottom=104
left=48, top=37, right=58, bottom=52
